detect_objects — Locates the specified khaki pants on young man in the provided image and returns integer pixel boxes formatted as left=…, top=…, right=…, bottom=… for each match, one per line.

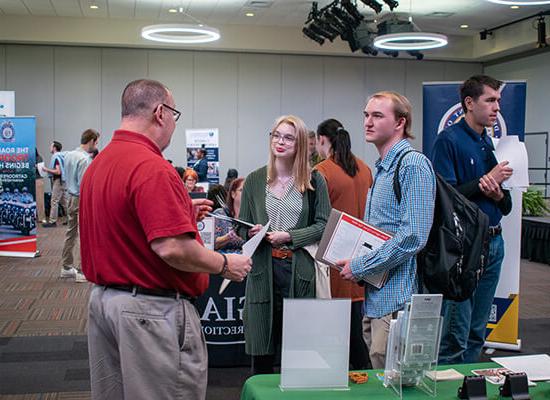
left=61, top=195, right=80, bottom=268
left=362, top=311, right=399, bottom=369
left=48, top=179, right=67, bottom=223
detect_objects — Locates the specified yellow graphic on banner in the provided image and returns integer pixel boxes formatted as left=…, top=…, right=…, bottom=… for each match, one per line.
left=486, top=294, right=519, bottom=345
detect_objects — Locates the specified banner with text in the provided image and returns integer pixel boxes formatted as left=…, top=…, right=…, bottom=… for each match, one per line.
left=423, top=81, right=526, bottom=348
left=0, top=116, right=38, bottom=257
left=186, top=128, right=219, bottom=186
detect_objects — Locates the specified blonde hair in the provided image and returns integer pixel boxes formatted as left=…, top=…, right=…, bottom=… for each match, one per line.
left=267, top=115, right=312, bottom=193
left=368, top=91, right=414, bottom=139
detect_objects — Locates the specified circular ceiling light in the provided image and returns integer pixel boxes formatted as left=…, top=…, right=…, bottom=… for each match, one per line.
left=484, top=0, right=550, bottom=4
left=373, top=33, right=448, bottom=50
left=141, top=24, right=220, bottom=44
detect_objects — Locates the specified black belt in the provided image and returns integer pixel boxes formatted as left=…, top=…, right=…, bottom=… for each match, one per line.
left=488, top=225, right=502, bottom=237
left=105, top=285, right=195, bottom=303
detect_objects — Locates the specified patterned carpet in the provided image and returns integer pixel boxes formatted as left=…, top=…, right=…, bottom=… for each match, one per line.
left=1, top=224, right=549, bottom=399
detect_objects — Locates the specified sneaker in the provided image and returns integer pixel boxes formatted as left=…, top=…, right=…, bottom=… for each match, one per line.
left=60, top=267, right=77, bottom=279
left=75, top=272, right=88, bottom=283
left=42, top=222, right=57, bottom=228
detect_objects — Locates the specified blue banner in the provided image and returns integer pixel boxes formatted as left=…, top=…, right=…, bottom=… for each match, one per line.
left=0, top=117, right=38, bottom=256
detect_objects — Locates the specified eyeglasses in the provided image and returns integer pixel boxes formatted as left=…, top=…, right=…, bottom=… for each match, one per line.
left=270, top=132, right=296, bottom=145
left=159, top=103, right=181, bottom=122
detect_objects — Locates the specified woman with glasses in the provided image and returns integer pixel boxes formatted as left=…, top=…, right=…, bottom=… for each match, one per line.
left=315, top=118, right=373, bottom=370
left=183, top=169, right=204, bottom=193
left=238, top=115, right=331, bottom=374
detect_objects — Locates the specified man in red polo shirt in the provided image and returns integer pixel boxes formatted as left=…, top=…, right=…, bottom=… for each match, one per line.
left=80, top=79, right=251, bottom=400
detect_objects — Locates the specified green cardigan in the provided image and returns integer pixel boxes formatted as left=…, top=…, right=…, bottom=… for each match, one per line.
left=238, top=166, right=331, bottom=356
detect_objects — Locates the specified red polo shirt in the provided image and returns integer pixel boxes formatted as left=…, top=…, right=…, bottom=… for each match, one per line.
left=80, top=130, right=209, bottom=297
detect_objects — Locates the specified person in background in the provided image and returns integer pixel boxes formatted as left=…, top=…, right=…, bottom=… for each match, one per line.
left=207, top=184, right=228, bottom=211
left=193, top=148, right=208, bottom=182
left=60, top=129, right=99, bottom=283
left=224, top=168, right=239, bottom=192
left=339, top=91, right=436, bottom=369
left=183, top=169, right=205, bottom=193
left=239, top=115, right=331, bottom=375
left=315, top=118, right=373, bottom=370
left=432, top=75, right=513, bottom=364
left=43, top=140, right=67, bottom=227
left=174, top=166, right=185, bottom=180
left=79, top=79, right=251, bottom=400
left=308, top=130, right=322, bottom=167
left=214, top=178, right=245, bottom=252
left=35, top=149, right=47, bottom=224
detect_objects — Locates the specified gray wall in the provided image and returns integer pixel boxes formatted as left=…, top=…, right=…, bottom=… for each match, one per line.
left=485, top=52, right=550, bottom=192
left=0, top=44, right=482, bottom=182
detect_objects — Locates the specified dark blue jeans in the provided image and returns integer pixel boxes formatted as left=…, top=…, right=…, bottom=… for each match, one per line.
left=438, top=234, right=505, bottom=364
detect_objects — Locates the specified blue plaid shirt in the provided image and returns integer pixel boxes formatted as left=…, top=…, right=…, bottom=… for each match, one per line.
left=350, top=139, right=436, bottom=318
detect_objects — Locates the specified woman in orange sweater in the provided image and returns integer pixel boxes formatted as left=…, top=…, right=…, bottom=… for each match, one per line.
left=315, top=118, right=373, bottom=370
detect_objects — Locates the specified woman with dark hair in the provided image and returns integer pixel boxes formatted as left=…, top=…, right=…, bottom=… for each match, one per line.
left=207, top=184, right=228, bottom=213
left=315, top=118, right=373, bottom=370
left=239, top=115, right=331, bottom=375
left=224, top=168, right=239, bottom=191
left=213, top=178, right=245, bottom=252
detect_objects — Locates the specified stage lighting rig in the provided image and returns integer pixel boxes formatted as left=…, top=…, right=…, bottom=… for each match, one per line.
left=383, top=50, right=399, bottom=57
left=302, top=26, right=325, bottom=45
left=359, top=0, right=383, bottom=14
left=407, top=50, right=424, bottom=60
left=382, top=0, right=399, bottom=11
left=341, top=0, right=366, bottom=23
left=309, top=20, right=339, bottom=41
left=536, top=15, right=548, bottom=48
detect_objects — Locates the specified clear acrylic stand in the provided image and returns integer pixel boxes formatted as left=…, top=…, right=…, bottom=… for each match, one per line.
left=279, top=298, right=351, bottom=391
left=384, top=295, right=444, bottom=399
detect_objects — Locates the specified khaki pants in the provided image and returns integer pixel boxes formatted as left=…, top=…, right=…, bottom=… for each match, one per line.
left=61, top=195, right=80, bottom=268
left=88, top=285, right=208, bottom=400
left=35, top=178, right=46, bottom=222
left=362, top=312, right=398, bottom=370
left=48, top=179, right=67, bottom=223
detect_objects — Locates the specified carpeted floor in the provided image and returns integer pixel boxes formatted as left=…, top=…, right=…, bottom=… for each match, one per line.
left=1, top=224, right=549, bottom=399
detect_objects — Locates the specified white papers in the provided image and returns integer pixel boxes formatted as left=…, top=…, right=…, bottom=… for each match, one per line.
left=493, top=136, right=529, bottom=188
left=492, top=354, right=550, bottom=381
left=197, top=217, right=214, bottom=250
left=317, top=210, right=392, bottom=289
left=426, top=369, right=464, bottom=382
left=36, top=162, right=47, bottom=178
left=218, top=221, right=270, bottom=295
left=242, top=221, right=270, bottom=257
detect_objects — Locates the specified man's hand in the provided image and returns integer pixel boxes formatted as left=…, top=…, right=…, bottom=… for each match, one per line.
left=224, top=254, right=252, bottom=282
left=488, top=161, right=513, bottom=184
left=265, top=231, right=291, bottom=247
left=479, top=174, right=504, bottom=201
left=248, top=224, right=263, bottom=237
left=192, top=198, right=213, bottom=221
left=337, top=259, right=357, bottom=281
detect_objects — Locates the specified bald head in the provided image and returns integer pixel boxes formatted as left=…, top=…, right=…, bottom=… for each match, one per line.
left=121, top=79, right=170, bottom=119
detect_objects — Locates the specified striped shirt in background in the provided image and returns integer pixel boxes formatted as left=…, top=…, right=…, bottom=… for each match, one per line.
left=265, top=178, right=303, bottom=240
left=350, top=139, right=436, bottom=318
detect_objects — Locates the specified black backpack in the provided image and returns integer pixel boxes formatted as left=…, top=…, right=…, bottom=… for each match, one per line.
left=393, top=150, right=489, bottom=302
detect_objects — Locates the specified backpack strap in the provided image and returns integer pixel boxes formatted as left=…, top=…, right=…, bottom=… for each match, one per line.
left=393, top=149, right=421, bottom=204
left=308, top=171, right=317, bottom=225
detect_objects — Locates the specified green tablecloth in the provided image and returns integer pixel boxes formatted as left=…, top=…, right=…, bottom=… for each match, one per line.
left=241, top=362, right=550, bottom=399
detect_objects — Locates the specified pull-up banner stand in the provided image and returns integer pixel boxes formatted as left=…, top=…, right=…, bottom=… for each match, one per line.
left=0, top=116, right=38, bottom=257
left=423, top=81, right=527, bottom=351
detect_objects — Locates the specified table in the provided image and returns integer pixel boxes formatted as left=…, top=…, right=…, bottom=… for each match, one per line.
left=521, top=217, right=550, bottom=265
left=241, top=362, right=550, bottom=399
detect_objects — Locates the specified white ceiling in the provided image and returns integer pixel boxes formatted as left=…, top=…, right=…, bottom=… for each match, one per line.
left=0, top=0, right=548, bottom=37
